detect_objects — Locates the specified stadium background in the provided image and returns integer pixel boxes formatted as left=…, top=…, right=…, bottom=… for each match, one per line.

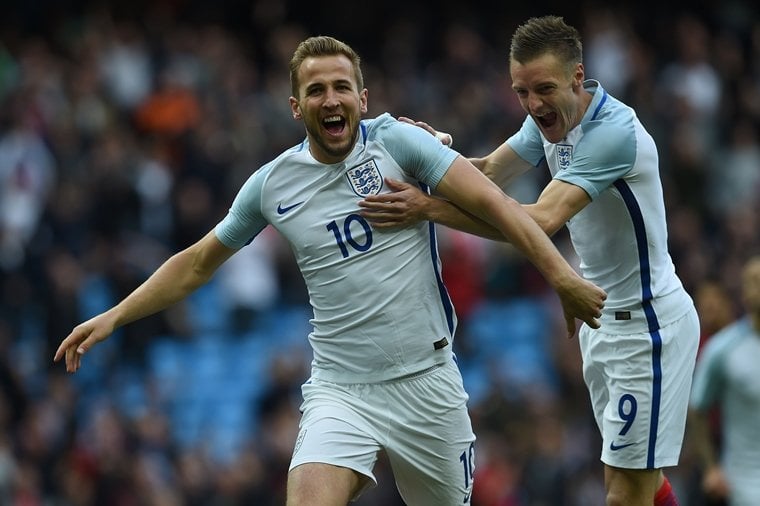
left=0, top=0, right=758, bottom=504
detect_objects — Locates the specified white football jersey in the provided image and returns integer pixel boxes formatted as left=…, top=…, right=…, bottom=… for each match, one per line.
left=508, top=80, right=694, bottom=333
left=216, top=113, right=459, bottom=382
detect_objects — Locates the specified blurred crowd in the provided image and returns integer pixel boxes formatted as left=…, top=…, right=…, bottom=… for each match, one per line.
left=0, top=0, right=758, bottom=504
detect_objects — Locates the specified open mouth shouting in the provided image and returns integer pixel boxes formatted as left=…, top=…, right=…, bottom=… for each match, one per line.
left=534, top=110, right=568, bottom=143
left=323, top=115, right=346, bottom=137
left=536, top=111, right=557, bottom=130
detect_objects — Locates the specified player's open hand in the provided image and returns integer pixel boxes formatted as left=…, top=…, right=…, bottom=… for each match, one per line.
left=53, top=314, right=115, bottom=373
left=359, top=178, right=430, bottom=228
left=557, top=276, right=606, bottom=338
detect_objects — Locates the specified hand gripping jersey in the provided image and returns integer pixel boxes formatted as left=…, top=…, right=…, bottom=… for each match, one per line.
left=216, top=113, right=459, bottom=383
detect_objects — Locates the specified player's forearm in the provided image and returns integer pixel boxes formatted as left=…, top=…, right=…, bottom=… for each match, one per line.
left=468, top=157, right=487, bottom=172
left=427, top=197, right=505, bottom=241
left=521, top=203, right=564, bottom=237
left=108, top=248, right=213, bottom=328
left=486, top=194, right=578, bottom=288
left=470, top=156, right=528, bottom=190
left=688, top=409, right=719, bottom=469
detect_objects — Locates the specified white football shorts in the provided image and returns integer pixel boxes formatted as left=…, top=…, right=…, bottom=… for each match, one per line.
left=579, top=306, right=699, bottom=469
left=290, top=358, right=476, bottom=504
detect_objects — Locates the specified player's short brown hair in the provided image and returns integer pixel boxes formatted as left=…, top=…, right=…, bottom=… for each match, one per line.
left=289, top=36, right=364, bottom=98
left=510, top=16, right=583, bottom=76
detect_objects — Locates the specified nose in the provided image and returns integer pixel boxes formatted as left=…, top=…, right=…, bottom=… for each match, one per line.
left=323, top=88, right=340, bottom=108
left=527, top=92, right=543, bottom=113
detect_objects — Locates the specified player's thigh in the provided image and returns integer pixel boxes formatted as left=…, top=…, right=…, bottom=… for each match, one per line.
left=287, top=462, right=361, bottom=506
left=654, top=308, right=700, bottom=457
left=290, top=381, right=382, bottom=501
left=389, top=437, right=476, bottom=505
left=385, top=360, right=477, bottom=504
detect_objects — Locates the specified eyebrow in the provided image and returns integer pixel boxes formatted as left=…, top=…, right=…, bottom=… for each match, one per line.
left=305, top=78, right=354, bottom=92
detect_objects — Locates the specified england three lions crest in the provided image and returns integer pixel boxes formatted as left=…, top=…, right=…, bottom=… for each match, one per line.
left=346, top=159, right=383, bottom=197
left=557, top=144, right=573, bottom=171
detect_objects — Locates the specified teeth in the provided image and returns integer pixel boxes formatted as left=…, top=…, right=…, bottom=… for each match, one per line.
left=324, top=116, right=341, bottom=123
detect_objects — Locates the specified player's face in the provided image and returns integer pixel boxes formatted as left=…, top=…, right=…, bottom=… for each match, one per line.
left=510, top=53, right=589, bottom=144
left=290, top=54, right=368, bottom=164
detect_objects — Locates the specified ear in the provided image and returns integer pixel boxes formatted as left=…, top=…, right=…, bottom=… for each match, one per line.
left=359, top=89, right=368, bottom=114
left=573, top=63, right=585, bottom=88
left=289, top=97, right=301, bottom=120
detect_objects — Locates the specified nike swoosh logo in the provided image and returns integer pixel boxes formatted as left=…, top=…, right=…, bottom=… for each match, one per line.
left=277, top=201, right=304, bottom=215
left=609, top=441, right=635, bottom=451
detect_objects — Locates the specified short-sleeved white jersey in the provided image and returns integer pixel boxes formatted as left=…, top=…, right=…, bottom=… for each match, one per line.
left=216, top=113, right=459, bottom=383
left=690, top=318, right=760, bottom=505
left=507, top=80, right=693, bottom=333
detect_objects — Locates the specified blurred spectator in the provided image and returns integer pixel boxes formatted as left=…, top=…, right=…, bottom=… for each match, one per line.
left=694, top=279, right=738, bottom=349
left=0, top=90, right=56, bottom=270
left=706, top=118, right=760, bottom=220
left=134, top=67, right=201, bottom=140
left=582, top=7, right=635, bottom=98
left=216, top=226, right=281, bottom=334
left=98, top=19, right=153, bottom=113
left=658, top=13, right=722, bottom=147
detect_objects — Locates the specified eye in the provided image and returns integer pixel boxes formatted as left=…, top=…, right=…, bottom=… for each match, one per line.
left=305, top=85, right=323, bottom=97
left=538, top=85, right=555, bottom=95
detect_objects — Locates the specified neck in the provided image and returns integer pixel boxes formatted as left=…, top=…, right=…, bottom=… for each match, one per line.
left=579, top=87, right=593, bottom=118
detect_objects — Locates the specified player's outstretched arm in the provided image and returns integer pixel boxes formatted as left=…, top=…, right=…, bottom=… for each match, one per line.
left=54, top=231, right=236, bottom=372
